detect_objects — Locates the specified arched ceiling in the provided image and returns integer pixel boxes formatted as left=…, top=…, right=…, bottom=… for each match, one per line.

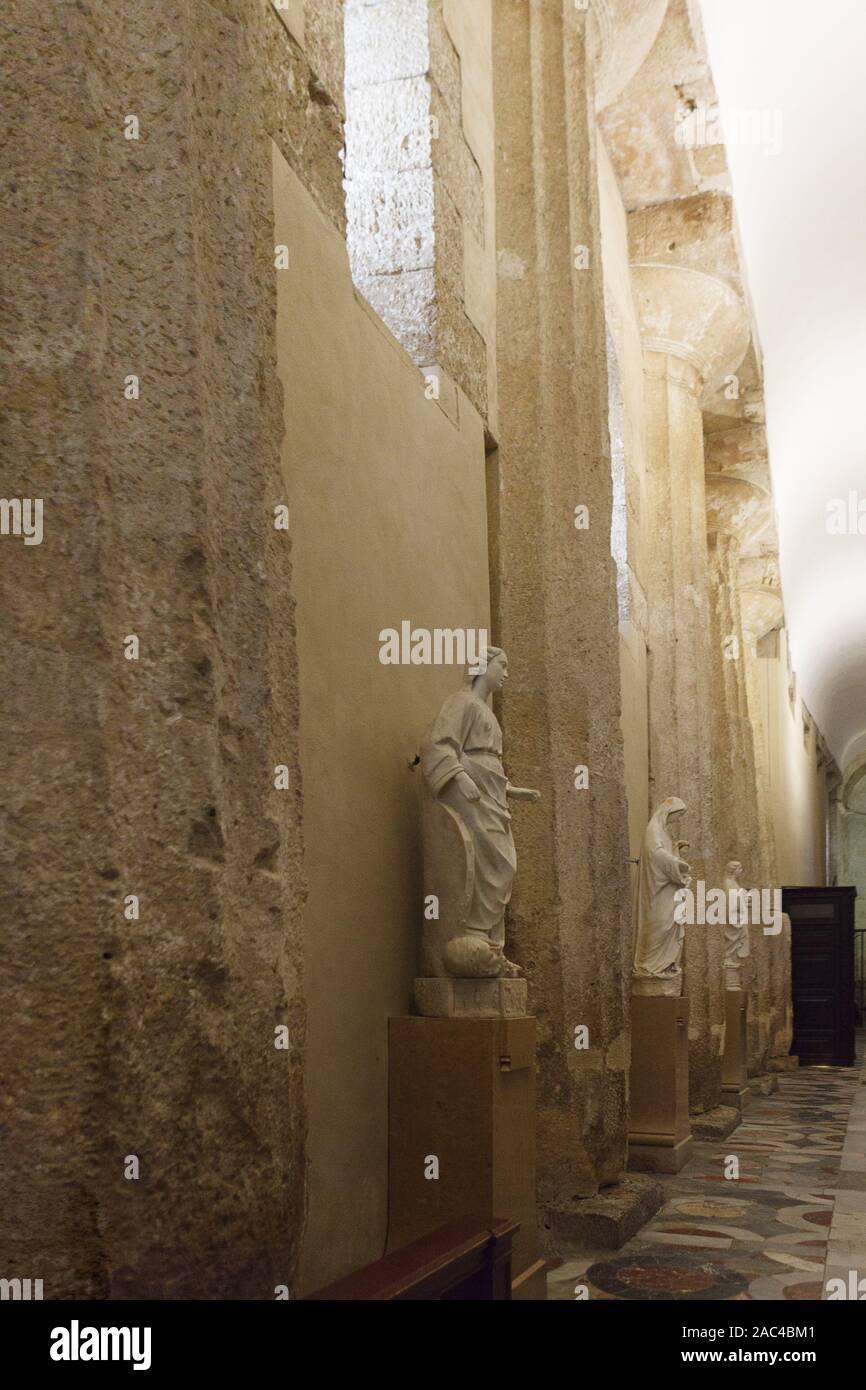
left=700, top=0, right=866, bottom=769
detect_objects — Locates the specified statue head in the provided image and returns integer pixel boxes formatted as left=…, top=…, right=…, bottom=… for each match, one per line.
left=725, top=860, right=743, bottom=881
left=466, top=646, right=508, bottom=697
left=657, top=796, right=687, bottom=826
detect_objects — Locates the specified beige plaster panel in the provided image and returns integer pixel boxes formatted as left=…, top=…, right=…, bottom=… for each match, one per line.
left=272, top=149, right=490, bottom=1293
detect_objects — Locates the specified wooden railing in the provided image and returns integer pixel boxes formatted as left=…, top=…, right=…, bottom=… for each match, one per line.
left=304, top=1218, right=519, bottom=1301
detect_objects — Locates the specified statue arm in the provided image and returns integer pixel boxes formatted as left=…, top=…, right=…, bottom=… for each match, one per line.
left=654, top=846, right=691, bottom=885
left=506, top=782, right=541, bottom=802
left=421, top=695, right=479, bottom=800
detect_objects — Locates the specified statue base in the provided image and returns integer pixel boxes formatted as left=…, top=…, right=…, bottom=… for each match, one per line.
left=414, top=976, right=527, bottom=1018
left=725, top=964, right=743, bottom=990
left=388, top=1016, right=545, bottom=1299
left=721, top=988, right=749, bottom=1110
left=632, top=973, right=682, bottom=997
left=628, top=994, right=692, bottom=1174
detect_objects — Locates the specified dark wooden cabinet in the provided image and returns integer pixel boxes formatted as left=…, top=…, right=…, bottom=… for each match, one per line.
left=783, top=886, right=856, bottom=1066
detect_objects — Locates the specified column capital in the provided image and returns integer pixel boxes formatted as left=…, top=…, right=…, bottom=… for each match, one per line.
left=705, top=473, right=772, bottom=549
left=631, top=263, right=750, bottom=399
left=591, top=0, right=669, bottom=111
left=738, top=552, right=784, bottom=641
left=704, top=422, right=771, bottom=493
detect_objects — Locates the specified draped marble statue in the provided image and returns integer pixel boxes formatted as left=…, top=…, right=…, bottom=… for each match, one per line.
left=419, top=647, right=540, bottom=979
left=632, top=797, right=692, bottom=995
left=723, top=859, right=751, bottom=988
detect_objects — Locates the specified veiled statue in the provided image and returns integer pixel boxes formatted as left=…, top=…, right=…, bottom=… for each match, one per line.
left=632, top=797, right=692, bottom=994
left=723, top=859, right=751, bottom=988
left=419, top=647, right=540, bottom=979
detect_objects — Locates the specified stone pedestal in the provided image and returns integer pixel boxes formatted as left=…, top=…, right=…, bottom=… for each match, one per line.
left=413, top=977, right=527, bottom=1018
left=721, top=989, right=750, bottom=1110
left=388, top=1016, right=546, bottom=1300
left=628, top=995, right=692, bottom=1174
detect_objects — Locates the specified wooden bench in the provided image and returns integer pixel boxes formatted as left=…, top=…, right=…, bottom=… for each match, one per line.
left=305, top=1218, right=519, bottom=1301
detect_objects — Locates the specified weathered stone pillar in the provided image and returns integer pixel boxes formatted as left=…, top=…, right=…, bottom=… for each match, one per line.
left=631, top=263, right=750, bottom=1114
left=1, top=0, right=341, bottom=1298
left=491, top=0, right=633, bottom=1233
left=704, top=435, right=776, bottom=1074
left=706, top=422, right=780, bottom=888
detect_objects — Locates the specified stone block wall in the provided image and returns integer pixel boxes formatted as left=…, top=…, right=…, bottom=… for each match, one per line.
left=343, top=0, right=489, bottom=421
left=2, top=0, right=348, bottom=1300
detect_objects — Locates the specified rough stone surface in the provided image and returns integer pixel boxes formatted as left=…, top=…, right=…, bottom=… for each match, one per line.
left=0, top=0, right=353, bottom=1300
left=767, top=1054, right=799, bottom=1073
left=706, top=530, right=770, bottom=1071
left=748, top=1073, right=780, bottom=1097
left=262, top=0, right=347, bottom=232
left=343, top=0, right=489, bottom=417
left=690, top=1105, right=740, bottom=1140
left=492, top=0, right=633, bottom=1222
left=639, top=350, right=725, bottom=1113
left=545, top=1174, right=664, bottom=1252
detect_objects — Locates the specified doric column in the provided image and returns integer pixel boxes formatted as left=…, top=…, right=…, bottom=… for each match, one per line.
left=738, top=553, right=784, bottom=884
left=632, top=262, right=750, bottom=1113
left=738, top=558, right=796, bottom=1069
left=704, top=469, right=774, bottom=1070
left=3, top=0, right=321, bottom=1297
left=491, top=0, right=633, bottom=1234
left=704, top=417, right=792, bottom=1074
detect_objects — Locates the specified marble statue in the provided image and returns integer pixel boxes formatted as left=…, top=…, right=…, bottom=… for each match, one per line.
left=632, top=797, right=691, bottom=995
left=723, top=859, right=751, bottom=989
left=419, top=647, right=540, bottom=979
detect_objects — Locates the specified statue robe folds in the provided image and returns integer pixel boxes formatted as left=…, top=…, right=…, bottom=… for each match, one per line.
left=420, top=690, right=517, bottom=978
left=633, top=798, right=691, bottom=986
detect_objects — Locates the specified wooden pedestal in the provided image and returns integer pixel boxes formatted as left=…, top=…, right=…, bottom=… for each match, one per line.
left=628, top=994, right=693, bottom=1173
left=722, top=988, right=749, bottom=1109
left=388, top=1016, right=545, bottom=1300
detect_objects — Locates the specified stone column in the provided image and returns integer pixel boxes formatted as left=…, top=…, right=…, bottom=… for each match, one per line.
left=705, top=422, right=780, bottom=888
left=491, top=0, right=633, bottom=1234
left=631, top=263, right=750, bottom=1114
left=739, top=547, right=794, bottom=1072
left=704, top=472, right=773, bottom=1070
left=1, top=0, right=332, bottom=1298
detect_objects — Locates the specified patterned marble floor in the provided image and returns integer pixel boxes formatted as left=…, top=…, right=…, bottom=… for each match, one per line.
left=548, top=1034, right=866, bottom=1301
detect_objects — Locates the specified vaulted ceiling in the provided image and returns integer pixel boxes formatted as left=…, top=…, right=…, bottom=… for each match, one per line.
left=700, top=0, right=866, bottom=769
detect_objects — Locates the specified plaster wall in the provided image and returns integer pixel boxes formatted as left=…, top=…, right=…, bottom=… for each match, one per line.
left=272, top=149, right=490, bottom=1293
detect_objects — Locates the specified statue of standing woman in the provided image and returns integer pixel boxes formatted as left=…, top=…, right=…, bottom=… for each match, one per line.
left=632, top=797, right=692, bottom=995
left=723, top=859, right=751, bottom=988
left=420, top=647, right=540, bottom=979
